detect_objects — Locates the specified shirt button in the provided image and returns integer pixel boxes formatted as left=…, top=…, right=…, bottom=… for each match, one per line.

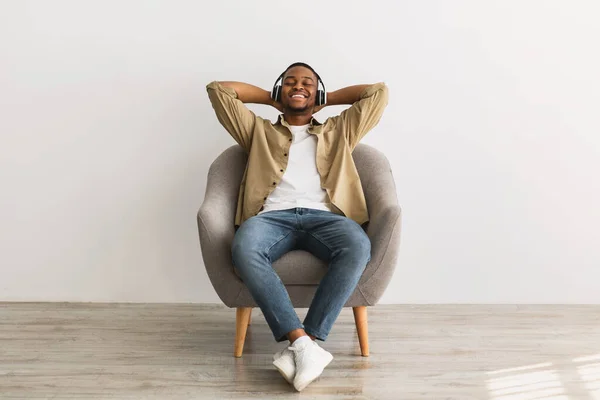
left=289, top=138, right=292, bottom=142
left=284, top=153, right=288, bottom=156
left=280, top=169, right=284, bottom=172
left=263, top=197, right=267, bottom=200
left=272, top=182, right=276, bottom=185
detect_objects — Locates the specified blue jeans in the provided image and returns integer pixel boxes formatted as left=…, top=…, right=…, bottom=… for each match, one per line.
left=231, top=208, right=371, bottom=342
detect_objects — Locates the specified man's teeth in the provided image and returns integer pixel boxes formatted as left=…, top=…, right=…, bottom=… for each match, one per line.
left=292, top=94, right=305, bottom=98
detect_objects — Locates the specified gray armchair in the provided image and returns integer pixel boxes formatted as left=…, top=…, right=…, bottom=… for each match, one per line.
left=197, top=143, right=402, bottom=357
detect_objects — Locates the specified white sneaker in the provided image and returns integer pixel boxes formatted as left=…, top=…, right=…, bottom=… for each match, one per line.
left=289, top=340, right=333, bottom=391
left=273, top=347, right=296, bottom=384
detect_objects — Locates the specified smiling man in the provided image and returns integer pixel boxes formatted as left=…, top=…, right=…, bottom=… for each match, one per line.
left=206, top=62, right=388, bottom=391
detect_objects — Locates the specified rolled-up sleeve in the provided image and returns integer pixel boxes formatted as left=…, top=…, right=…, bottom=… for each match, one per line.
left=206, top=81, right=257, bottom=152
left=337, top=82, right=389, bottom=150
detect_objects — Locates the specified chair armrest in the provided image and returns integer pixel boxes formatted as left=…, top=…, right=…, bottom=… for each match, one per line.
left=355, top=146, right=402, bottom=304
left=361, top=203, right=402, bottom=295
left=197, top=197, right=238, bottom=272
left=197, top=198, right=244, bottom=306
left=196, top=146, right=247, bottom=306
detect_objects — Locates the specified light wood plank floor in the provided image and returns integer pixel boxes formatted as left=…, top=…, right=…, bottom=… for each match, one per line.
left=1, top=303, right=599, bottom=399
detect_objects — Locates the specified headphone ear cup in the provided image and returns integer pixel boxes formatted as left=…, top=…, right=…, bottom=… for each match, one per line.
left=271, top=84, right=280, bottom=102
left=271, top=75, right=283, bottom=102
left=316, top=79, right=326, bottom=106
left=275, top=85, right=282, bottom=103
left=271, top=72, right=285, bottom=103
left=317, top=89, right=325, bottom=106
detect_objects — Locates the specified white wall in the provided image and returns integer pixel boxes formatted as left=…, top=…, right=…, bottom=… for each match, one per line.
left=1, top=0, right=599, bottom=303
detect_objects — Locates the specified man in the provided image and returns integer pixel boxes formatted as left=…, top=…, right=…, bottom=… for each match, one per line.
left=206, top=62, right=388, bottom=391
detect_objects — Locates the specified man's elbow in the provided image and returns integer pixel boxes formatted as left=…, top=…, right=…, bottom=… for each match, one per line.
left=206, top=80, right=220, bottom=92
left=206, top=81, right=238, bottom=100
left=360, top=82, right=388, bottom=101
left=366, top=82, right=389, bottom=107
left=216, top=81, right=236, bottom=89
left=374, top=82, right=388, bottom=96
left=378, top=83, right=389, bottom=106
left=206, top=81, right=233, bottom=89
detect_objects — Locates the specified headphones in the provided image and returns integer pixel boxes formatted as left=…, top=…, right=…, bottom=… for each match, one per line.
left=271, top=63, right=327, bottom=106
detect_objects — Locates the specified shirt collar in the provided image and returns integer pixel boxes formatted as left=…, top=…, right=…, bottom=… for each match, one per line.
left=277, top=115, right=323, bottom=133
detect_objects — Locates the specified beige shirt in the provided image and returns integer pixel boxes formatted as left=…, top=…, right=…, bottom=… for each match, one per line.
left=206, top=81, right=389, bottom=228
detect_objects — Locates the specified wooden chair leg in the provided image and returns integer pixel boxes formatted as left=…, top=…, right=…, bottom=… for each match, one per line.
left=234, top=307, right=252, bottom=358
left=353, top=306, right=369, bottom=357
left=247, top=308, right=252, bottom=326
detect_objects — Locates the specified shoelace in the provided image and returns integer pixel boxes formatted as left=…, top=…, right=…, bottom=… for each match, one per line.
left=288, top=341, right=317, bottom=353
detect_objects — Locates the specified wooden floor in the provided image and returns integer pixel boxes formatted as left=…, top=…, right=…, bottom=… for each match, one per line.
left=1, top=304, right=599, bottom=399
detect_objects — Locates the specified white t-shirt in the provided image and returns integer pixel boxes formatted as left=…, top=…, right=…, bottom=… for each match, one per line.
left=258, top=124, right=332, bottom=215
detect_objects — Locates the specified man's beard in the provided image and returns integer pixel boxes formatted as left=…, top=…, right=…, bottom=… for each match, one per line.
left=287, top=103, right=311, bottom=113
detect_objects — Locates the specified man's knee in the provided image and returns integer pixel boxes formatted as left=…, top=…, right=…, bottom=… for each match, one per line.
left=349, top=219, right=371, bottom=247
left=354, top=233, right=372, bottom=263
left=231, top=228, right=263, bottom=267
left=340, top=223, right=371, bottom=263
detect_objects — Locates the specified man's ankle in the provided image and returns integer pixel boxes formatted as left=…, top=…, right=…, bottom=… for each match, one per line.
left=287, top=328, right=308, bottom=343
left=290, top=335, right=312, bottom=347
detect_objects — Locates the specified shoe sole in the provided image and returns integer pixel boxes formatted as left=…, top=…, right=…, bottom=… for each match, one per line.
left=273, top=358, right=295, bottom=384
left=293, top=353, right=333, bottom=391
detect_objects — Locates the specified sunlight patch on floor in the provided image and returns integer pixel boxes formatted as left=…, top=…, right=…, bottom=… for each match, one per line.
left=486, top=362, right=568, bottom=400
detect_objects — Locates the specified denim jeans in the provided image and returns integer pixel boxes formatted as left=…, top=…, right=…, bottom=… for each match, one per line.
left=231, top=207, right=371, bottom=342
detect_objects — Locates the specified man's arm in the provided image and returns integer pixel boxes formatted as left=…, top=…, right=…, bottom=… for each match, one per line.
left=324, top=85, right=372, bottom=107
left=206, top=81, right=280, bottom=152
left=319, top=83, right=389, bottom=150
left=218, top=81, right=282, bottom=111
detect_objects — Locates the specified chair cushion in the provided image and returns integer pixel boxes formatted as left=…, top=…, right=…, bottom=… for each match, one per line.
left=274, top=251, right=328, bottom=285
left=233, top=250, right=328, bottom=285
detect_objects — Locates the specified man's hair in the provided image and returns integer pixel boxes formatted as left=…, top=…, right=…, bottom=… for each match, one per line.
left=283, top=62, right=322, bottom=82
